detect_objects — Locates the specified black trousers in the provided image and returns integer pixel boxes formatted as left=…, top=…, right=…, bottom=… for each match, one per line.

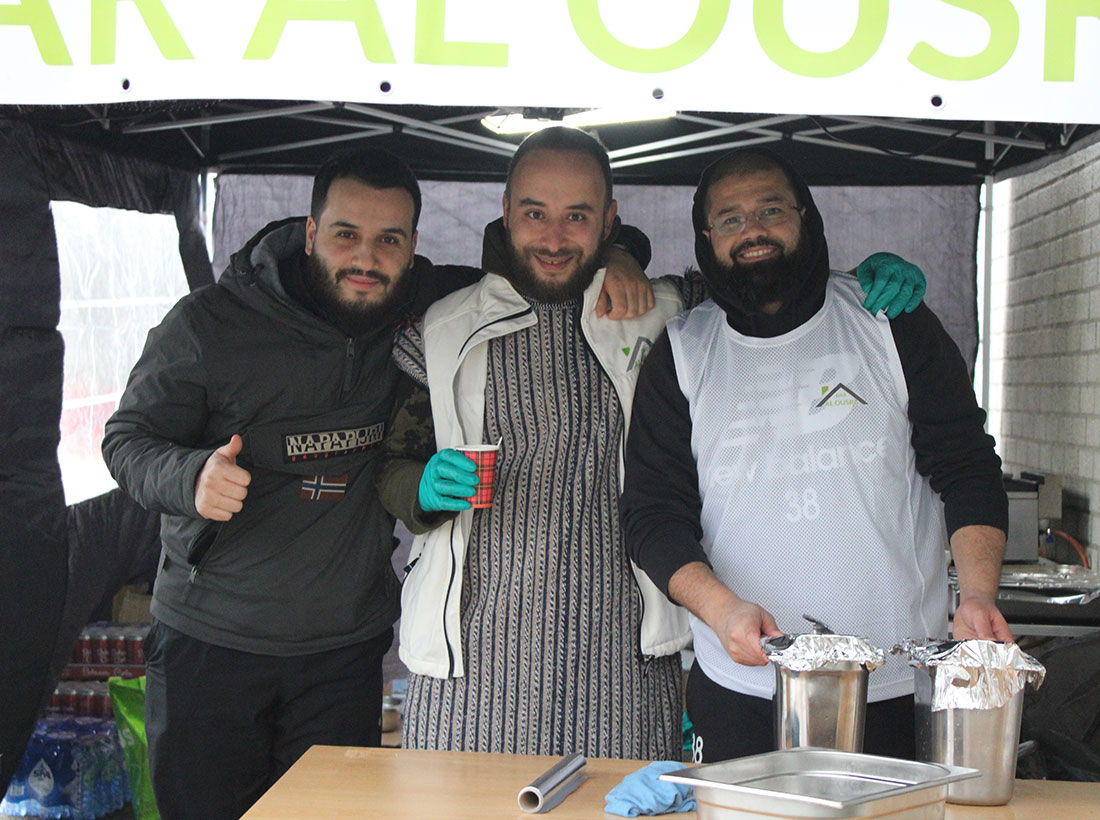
left=686, top=660, right=916, bottom=763
left=144, top=620, right=392, bottom=820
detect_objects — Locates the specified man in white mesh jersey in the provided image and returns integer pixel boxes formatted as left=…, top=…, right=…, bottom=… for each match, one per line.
left=621, top=148, right=1011, bottom=764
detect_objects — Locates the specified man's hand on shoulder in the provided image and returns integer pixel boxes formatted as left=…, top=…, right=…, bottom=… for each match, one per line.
left=194, top=434, right=251, bottom=521
left=855, top=252, right=927, bottom=318
left=597, top=245, right=656, bottom=320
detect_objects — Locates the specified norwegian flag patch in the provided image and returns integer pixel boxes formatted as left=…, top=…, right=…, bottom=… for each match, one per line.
left=299, top=474, right=349, bottom=501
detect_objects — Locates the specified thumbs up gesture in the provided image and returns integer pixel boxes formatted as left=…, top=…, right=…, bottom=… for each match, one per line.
left=194, top=434, right=252, bottom=521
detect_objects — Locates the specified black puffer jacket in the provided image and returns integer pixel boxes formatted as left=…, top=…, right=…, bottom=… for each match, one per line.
left=103, top=218, right=479, bottom=655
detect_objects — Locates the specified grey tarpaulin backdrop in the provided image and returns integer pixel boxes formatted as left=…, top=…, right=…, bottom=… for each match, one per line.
left=214, top=173, right=979, bottom=685
left=214, top=175, right=979, bottom=367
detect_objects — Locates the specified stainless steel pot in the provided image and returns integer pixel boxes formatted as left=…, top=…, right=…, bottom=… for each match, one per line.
left=765, top=630, right=884, bottom=754
left=775, top=661, right=869, bottom=752
left=914, top=665, right=1025, bottom=805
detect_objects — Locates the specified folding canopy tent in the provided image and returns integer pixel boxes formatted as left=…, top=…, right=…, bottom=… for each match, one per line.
left=3, top=0, right=1100, bottom=793
left=3, top=99, right=1094, bottom=184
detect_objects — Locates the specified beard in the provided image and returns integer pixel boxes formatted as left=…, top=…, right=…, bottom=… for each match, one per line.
left=712, top=236, right=810, bottom=312
left=303, top=251, right=415, bottom=336
left=504, top=240, right=604, bottom=303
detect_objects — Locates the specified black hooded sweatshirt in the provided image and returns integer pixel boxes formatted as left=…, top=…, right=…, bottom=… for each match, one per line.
left=689, top=148, right=832, bottom=338
left=620, top=149, right=1007, bottom=597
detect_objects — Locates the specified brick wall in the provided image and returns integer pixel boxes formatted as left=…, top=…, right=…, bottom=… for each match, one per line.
left=988, top=138, right=1100, bottom=549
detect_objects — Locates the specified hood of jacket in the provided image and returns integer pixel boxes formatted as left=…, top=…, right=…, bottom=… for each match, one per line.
left=691, top=148, right=831, bottom=337
left=219, top=217, right=323, bottom=332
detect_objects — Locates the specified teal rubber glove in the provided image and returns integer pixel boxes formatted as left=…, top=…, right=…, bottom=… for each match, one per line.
left=418, top=449, right=478, bottom=512
left=856, top=252, right=927, bottom=319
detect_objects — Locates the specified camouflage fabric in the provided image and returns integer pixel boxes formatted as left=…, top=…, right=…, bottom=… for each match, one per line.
left=376, top=373, right=447, bottom=534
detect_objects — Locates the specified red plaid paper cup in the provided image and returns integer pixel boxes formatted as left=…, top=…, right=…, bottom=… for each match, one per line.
left=456, top=444, right=500, bottom=509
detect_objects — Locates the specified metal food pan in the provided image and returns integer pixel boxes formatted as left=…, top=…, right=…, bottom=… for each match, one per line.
left=660, top=748, right=978, bottom=819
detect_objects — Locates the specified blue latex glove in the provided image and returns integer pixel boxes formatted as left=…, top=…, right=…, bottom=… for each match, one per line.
left=417, top=449, right=478, bottom=512
left=604, top=761, right=696, bottom=817
left=856, top=252, right=927, bottom=319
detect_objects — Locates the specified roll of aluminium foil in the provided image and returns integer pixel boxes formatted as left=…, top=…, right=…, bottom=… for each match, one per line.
left=517, top=752, right=586, bottom=813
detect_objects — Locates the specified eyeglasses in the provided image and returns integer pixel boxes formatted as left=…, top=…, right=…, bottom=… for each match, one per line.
left=707, top=203, right=801, bottom=237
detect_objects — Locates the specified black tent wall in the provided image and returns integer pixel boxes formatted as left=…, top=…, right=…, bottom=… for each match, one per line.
left=0, top=119, right=211, bottom=791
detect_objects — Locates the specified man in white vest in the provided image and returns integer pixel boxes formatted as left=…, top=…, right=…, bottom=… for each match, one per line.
left=621, top=148, right=1011, bottom=763
left=377, top=130, right=931, bottom=759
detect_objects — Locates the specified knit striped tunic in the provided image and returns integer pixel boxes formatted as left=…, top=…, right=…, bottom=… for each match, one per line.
left=402, top=298, right=682, bottom=759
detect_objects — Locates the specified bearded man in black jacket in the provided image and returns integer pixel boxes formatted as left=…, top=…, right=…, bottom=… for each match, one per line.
left=102, top=149, right=486, bottom=820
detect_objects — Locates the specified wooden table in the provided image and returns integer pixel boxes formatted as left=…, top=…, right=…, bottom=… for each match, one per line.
left=240, top=746, right=1100, bottom=819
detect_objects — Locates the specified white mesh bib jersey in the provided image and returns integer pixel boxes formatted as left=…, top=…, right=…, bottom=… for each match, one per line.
left=666, top=273, right=949, bottom=702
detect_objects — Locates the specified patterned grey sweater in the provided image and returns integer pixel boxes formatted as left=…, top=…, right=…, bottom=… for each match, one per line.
left=381, top=298, right=682, bottom=759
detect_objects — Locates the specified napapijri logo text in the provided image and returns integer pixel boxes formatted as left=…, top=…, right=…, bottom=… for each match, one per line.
left=283, top=423, right=384, bottom=462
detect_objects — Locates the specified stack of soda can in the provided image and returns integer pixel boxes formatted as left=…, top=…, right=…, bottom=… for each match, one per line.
left=67, top=623, right=146, bottom=676
left=48, top=682, right=114, bottom=720
left=52, top=621, right=148, bottom=721
left=0, top=716, right=129, bottom=819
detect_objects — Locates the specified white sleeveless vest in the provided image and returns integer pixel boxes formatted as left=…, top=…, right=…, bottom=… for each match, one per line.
left=667, top=274, right=948, bottom=702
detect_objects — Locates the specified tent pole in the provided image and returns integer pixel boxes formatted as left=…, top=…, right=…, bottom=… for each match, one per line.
left=834, top=116, right=1047, bottom=152
left=608, top=114, right=802, bottom=159
left=980, top=121, right=995, bottom=422
left=122, top=102, right=334, bottom=134
left=610, top=133, right=781, bottom=170
left=342, top=103, right=517, bottom=153
left=218, top=128, right=391, bottom=161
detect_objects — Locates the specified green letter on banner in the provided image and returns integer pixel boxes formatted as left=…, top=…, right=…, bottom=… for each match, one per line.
left=91, top=0, right=193, bottom=64
left=415, top=0, right=506, bottom=66
left=1045, top=0, right=1100, bottom=80
left=568, top=0, right=729, bottom=73
left=244, top=0, right=395, bottom=62
left=908, top=0, right=1018, bottom=80
left=755, top=0, right=887, bottom=77
left=0, top=0, right=72, bottom=65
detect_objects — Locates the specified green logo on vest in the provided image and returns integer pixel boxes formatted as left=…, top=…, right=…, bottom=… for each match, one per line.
left=626, top=337, right=654, bottom=371
left=816, top=383, right=868, bottom=408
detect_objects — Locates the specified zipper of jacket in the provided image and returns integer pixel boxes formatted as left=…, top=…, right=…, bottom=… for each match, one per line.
left=439, top=305, right=533, bottom=675
left=636, top=586, right=655, bottom=676
left=181, top=521, right=224, bottom=598
left=444, top=518, right=459, bottom=676
left=342, top=337, right=355, bottom=394
left=612, top=364, right=654, bottom=671
left=186, top=561, right=203, bottom=594
left=183, top=534, right=221, bottom=601
left=186, top=544, right=218, bottom=586
left=457, top=307, right=534, bottom=359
